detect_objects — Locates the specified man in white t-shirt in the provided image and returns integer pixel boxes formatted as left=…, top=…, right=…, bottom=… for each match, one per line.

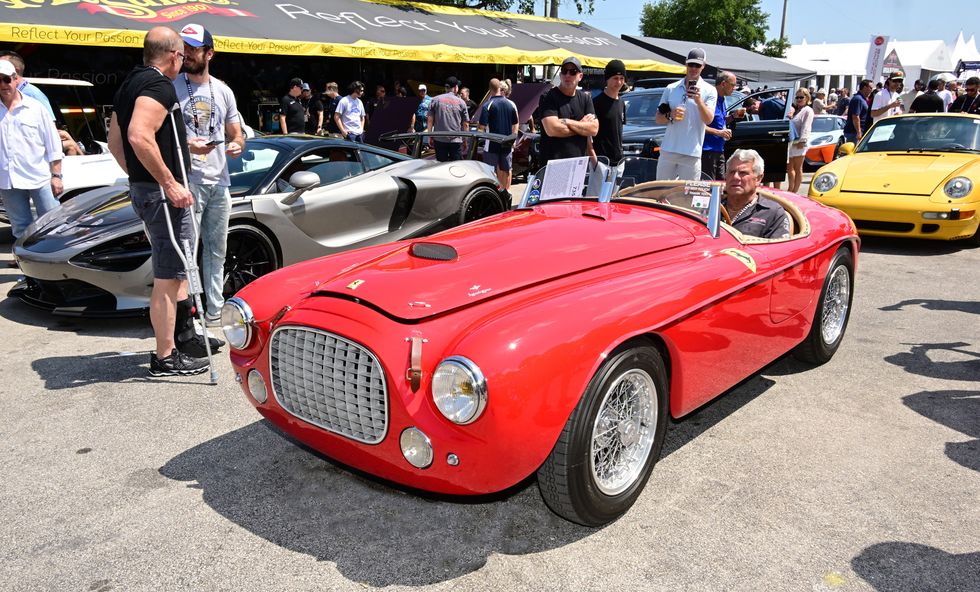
left=870, top=71, right=904, bottom=124
left=655, top=47, right=718, bottom=181
left=334, top=81, right=366, bottom=143
left=174, top=23, right=244, bottom=343
left=938, top=81, right=955, bottom=112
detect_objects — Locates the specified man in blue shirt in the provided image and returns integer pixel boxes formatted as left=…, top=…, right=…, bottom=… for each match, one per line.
left=702, top=71, right=737, bottom=180
left=478, top=78, right=519, bottom=190
left=409, top=84, right=431, bottom=132
left=759, top=94, right=786, bottom=120
left=844, top=80, right=873, bottom=144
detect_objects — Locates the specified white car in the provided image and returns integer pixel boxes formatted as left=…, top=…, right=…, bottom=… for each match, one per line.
left=804, top=114, right=847, bottom=169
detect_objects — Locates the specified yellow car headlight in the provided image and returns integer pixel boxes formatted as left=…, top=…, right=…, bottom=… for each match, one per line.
left=812, top=172, right=838, bottom=193
left=944, top=177, right=973, bottom=199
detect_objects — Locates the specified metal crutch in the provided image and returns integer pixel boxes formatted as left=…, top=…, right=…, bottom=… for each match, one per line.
left=160, top=104, right=218, bottom=384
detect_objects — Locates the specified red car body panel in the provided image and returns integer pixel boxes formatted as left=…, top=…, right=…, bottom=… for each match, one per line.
left=229, top=189, right=858, bottom=495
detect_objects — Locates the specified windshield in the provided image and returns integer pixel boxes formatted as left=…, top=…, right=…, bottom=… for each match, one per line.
left=857, top=116, right=980, bottom=153
left=615, top=181, right=722, bottom=225
left=812, top=116, right=842, bottom=133
left=228, top=142, right=288, bottom=195
left=624, top=90, right=664, bottom=125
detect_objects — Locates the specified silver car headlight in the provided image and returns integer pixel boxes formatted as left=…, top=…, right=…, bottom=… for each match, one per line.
left=812, top=172, right=838, bottom=193
left=811, top=134, right=835, bottom=146
left=221, top=297, right=254, bottom=350
left=944, top=177, right=973, bottom=199
left=432, top=356, right=487, bottom=425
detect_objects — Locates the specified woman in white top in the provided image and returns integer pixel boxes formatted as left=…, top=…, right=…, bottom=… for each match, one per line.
left=787, top=87, right=814, bottom=194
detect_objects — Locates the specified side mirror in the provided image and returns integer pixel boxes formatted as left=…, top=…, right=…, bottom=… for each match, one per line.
left=280, top=171, right=321, bottom=205
left=839, top=142, right=856, bottom=156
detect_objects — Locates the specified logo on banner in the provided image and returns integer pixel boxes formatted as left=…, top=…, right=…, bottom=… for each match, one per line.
left=0, top=0, right=255, bottom=23
left=865, top=34, right=890, bottom=81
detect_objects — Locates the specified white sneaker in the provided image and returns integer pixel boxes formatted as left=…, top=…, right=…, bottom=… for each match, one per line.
left=205, top=312, right=222, bottom=327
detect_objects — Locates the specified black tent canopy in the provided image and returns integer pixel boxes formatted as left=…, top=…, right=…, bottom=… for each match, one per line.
left=622, top=35, right=815, bottom=82
left=0, top=0, right=683, bottom=72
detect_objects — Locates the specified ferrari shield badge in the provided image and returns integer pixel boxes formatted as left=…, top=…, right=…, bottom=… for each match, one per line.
left=347, top=279, right=365, bottom=290
left=720, top=248, right=757, bottom=273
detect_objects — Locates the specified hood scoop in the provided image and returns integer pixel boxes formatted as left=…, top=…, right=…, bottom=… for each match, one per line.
left=410, top=242, right=458, bottom=261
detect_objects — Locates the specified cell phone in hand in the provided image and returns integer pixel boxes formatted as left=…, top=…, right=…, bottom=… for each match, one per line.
left=206, top=139, right=223, bottom=146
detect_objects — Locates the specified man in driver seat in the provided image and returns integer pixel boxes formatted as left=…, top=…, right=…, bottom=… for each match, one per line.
left=723, top=149, right=790, bottom=239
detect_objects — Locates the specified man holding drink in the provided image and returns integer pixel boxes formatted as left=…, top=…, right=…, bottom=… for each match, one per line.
left=655, top=48, right=717, bottom=180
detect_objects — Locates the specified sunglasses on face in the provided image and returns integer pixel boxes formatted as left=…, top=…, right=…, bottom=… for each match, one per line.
left=795, top=95, right=806, bottom=100
left=561, top=68, right=580, bottom=75
left=0, top=75, right=13, bottom=84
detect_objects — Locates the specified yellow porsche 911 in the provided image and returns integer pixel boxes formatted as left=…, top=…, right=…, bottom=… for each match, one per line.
left=809, top=113, right=980, bottom=245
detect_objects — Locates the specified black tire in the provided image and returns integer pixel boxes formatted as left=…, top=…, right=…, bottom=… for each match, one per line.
left=456, top=185, right=505, bottom=225
left=537, top=345, right=669, bottom=526
left=793, top=247, right=854, bottom=364
left=222, top=225, right=279, bottom=300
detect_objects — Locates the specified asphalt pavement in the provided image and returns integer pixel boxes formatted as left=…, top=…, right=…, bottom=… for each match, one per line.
left=1, top=198, right=978, bottom=591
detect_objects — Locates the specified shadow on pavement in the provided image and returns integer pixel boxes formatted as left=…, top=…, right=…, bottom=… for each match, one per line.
left=851, top=542, right=980, bottom=592
left=160, top=420, right=592, bottom=586
left=880, top=299, right=980, bottom=315
left=903, top=390, right=980, bottom=473
left=858, top=236, right=971, bottom=256
left=0, top=294, right=150, bottom=337
left=30, top=351, right=188, bottom=389
left=884, top=342, right=980, bottom=382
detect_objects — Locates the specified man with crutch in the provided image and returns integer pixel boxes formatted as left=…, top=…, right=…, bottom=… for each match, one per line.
left=108, top=26, right=211, bottom=376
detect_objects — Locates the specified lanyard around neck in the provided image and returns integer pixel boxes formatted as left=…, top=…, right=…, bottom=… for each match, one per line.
left=184, top=73, right=215, bottom=137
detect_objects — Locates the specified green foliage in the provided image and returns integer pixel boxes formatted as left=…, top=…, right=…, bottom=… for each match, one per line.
left=639, top=0, right=770, bottom=49
left=761, top=36, right=791, bottom=58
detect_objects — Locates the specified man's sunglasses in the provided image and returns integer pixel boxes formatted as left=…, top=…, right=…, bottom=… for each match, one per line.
left=0, top=75, right=13, bottom=84
left=560, top=68, right=580, bottom=75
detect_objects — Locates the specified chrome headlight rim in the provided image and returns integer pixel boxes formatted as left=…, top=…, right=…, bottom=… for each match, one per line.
left=221, top=297, right=254, bottom=350
left=944, top=176, right=973, bottom=199
left=812, top=172, right=838, bottom=193
left=432, top=356, right=488, bottom=425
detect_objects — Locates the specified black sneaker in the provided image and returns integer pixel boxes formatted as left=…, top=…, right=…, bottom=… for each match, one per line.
left=149, top=349, right=209, bottom=376
left=175, top=333, right=225, bottom=358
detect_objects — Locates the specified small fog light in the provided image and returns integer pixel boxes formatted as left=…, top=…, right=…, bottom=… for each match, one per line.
left=400, top=427, right=433, bottom=469
left=446, top=453, right=460, bottom=466
left=247, top=369, right=268, bottom=404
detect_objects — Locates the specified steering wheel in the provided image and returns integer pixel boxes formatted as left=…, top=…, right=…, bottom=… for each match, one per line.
left=720, top=203, right=732, bottom=225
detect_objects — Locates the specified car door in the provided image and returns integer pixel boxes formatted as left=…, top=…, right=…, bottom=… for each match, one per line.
left=726, top=88, right=792, bottom=183
left=265, top=145, right=406, bottom=262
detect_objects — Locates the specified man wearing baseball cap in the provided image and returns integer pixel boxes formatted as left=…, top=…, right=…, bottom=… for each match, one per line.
left=174, top=22, right=244, bottom=348
left=538, top=56, right=597, bottom=165
left=280, top=77, right=305, bottom=134
left=588, top=59, right=627, bottom=166
left=655, top=48, right=717, bottom=180
left=870, top=71, right=904, bottom=123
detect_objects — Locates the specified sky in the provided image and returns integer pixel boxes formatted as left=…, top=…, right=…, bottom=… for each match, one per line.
left=530, top=0, right=980, bottom=46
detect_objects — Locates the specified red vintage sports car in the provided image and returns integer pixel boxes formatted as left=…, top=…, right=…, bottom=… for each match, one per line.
left=221, top=160, right=859, bottom=526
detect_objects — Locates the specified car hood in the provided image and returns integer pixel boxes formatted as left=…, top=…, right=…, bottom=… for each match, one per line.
left=839, top=152, right=976, bottom=196
left=20, top=185, right=139, bottom=253
left=305, top=202, right=695, bottom=321
left=622, top=122, right=666, bottom=142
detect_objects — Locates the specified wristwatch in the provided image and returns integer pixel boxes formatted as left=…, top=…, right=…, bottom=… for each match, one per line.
left=51, top=173, right=63, bottom=179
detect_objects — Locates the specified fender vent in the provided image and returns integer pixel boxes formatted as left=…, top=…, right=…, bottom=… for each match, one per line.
left=410, top=242, right=458, bottom=261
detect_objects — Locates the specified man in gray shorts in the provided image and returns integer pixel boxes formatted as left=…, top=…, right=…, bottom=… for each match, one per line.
left=108, top=26, right=209, bottom=376
left=478, top=78, right=519, bottom=191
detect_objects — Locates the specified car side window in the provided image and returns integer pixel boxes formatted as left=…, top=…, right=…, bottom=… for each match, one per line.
left=274, top=147, right=365, bottom=193
left=361, top=150, right=399, bottom=171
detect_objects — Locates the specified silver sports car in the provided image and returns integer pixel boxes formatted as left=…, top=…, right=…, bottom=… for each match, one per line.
left=11, top=135, right=507, bottom=316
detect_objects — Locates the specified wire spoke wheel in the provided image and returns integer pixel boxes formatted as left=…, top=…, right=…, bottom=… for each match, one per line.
left=589, top=369, right=657, bottom=496
left=821, top=264, right=851, bottom=345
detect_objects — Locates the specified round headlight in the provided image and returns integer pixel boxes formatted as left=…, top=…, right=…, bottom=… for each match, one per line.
left=400, top=427, right=433, bottom=469
left=221, top=297, right=253, bottom=350
left=247, top=369, right=268, bottom=404
left=812, top=172, right=838, bottom=193
left=812, top=134, right=834, bottom=146
left=944, top=177, right=973, bottom=199
left=431, top=356, right=487, bottom=425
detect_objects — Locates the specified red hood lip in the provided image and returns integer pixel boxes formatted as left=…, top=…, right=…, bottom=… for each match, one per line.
left=290, top=203, right=697, bottom=321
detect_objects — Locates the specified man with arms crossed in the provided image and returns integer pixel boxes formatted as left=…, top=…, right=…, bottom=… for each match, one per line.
left=174, top=23, right=244, bottom=345
left=655, top=48, right=718, bottom=180
left=108, top=26, right=208, bottom=376
left=538, top=56, right=597, bottom=165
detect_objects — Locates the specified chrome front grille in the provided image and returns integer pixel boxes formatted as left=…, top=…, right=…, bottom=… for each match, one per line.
left=270, top=327, right=388, bottom=444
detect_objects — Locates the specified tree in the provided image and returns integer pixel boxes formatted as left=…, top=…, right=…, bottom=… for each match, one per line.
left=639, top=0, right=769, bottom=50
left=761, top=36, right=791, bottom=58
